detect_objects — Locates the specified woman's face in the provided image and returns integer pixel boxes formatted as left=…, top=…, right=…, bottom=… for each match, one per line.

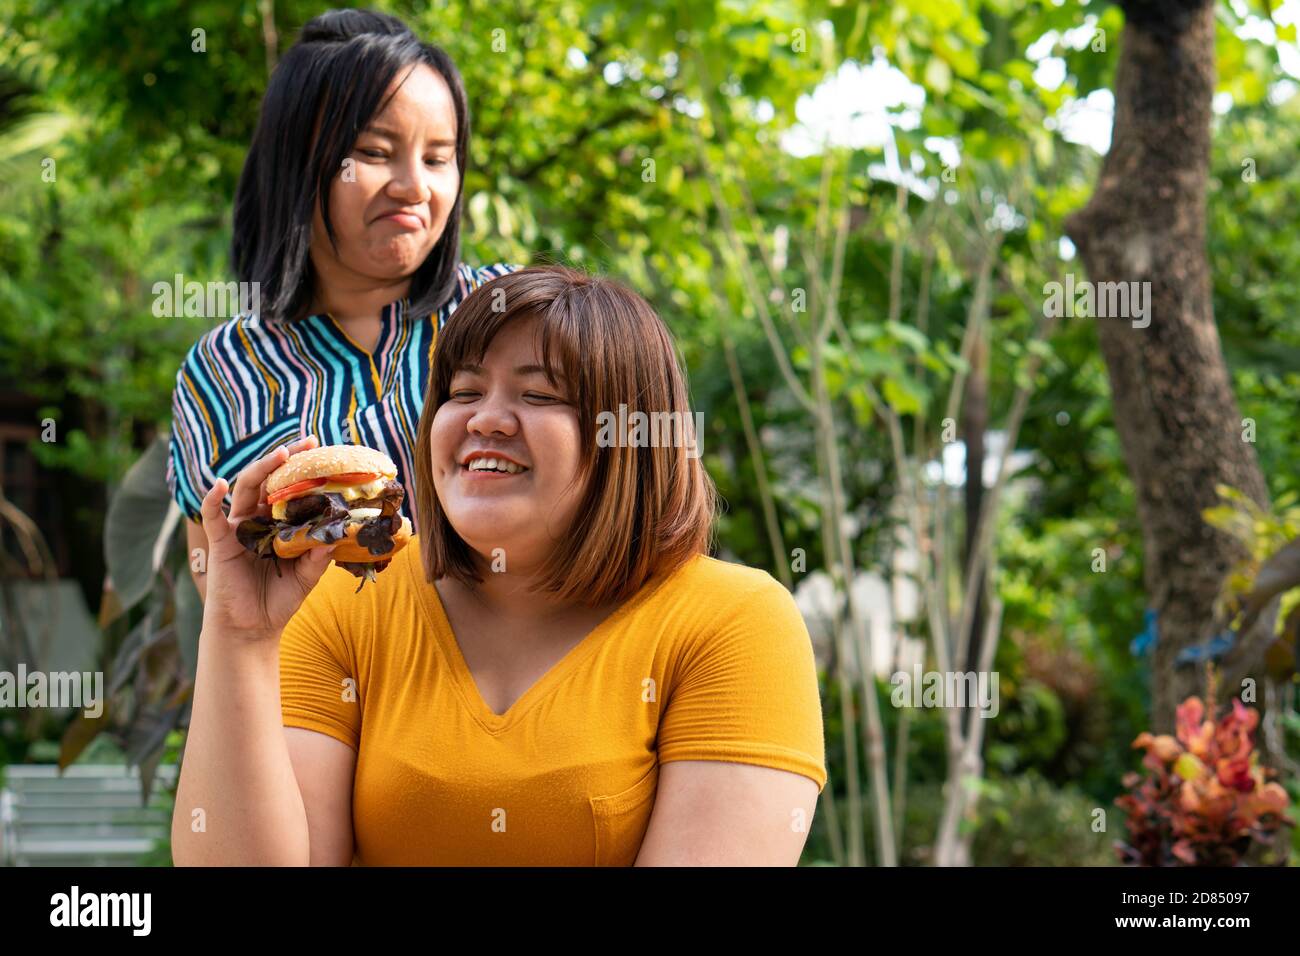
left=430, top=317, right=588, bottom=572
left=311, top=62, right=459, bottom=288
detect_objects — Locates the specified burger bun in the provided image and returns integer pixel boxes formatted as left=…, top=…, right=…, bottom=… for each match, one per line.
left=266, top=444, right=398, bottom=498
left=273, top=515, right=412, bottom=563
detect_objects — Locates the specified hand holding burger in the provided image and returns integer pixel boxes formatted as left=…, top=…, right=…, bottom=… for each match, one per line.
left=197, top=436, right=412, bottom=640
left=234, top=443, right=412, bottom=591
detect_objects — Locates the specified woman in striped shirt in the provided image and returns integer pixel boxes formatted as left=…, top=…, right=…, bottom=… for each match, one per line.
left=167, top=10, right=517, bottom=600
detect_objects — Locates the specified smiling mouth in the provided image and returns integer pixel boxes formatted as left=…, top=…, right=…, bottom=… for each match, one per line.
left=462, top=458, right=530, bottom=475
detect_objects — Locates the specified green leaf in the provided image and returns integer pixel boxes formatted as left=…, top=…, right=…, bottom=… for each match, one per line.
left=103, top=435, right=178, bottom=611
left=882, top=377, right=923, bottom=416
left=886, top=320, right=930, bottom=353
left=1173, top=753, right=1205, bottom=781
left=174, top=565, right=203, bottom=681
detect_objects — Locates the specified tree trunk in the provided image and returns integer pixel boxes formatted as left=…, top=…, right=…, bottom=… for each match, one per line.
left=1063, top=0, right=1272, bottom=735
left=960, top=320, right=987, bottom=747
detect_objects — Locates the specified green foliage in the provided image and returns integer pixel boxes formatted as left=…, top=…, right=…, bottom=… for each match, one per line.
left=996, top=508, right=1149, bottom=801
left=1202, top=484, right=1300, bottom=638
left=967, top=772, right=1116, bottom=866
left=806, top=772, right=1116, bottom=866
left=135, top=728, right=182, bottom=866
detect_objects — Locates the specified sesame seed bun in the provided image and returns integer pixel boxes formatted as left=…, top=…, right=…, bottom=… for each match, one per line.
left=265, top=444, right=398, bottom=496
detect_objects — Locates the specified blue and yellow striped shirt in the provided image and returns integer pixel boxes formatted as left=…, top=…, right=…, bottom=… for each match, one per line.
left=167, top=261, right=517, bottom=530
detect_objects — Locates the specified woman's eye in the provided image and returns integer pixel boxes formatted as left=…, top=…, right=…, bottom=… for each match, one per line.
left=425, top=157, right=448, bottom=167
left=359, top=148, right=386, bottom=159
left=451, top=389, right=479, bottom=400
left=525, top=393, right=561, bottom=403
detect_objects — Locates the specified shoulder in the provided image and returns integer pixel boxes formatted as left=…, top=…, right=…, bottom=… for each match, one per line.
left=646, top=553, right=805, bottom=636
left=169, top=311, right=303, bottom=468
left=303, top=536, right=424, bottom=624
left=458, top=261, right=522, bottom=295
left=650, top=555, right=825, bottom=789
left=662, top=552, right=790, bottom=602
left=294, top=541, right=437, bottom=670
left=471, top=261, right=522, bottom=286
left=173, top=313, right=269, bottom=385
left=437, top=263, right=523, bottom=329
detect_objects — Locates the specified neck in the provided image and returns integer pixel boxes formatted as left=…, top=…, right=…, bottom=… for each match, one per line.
left=308, top=274, right=411, bottom=323
left=445, top=555, right=585, bottom=626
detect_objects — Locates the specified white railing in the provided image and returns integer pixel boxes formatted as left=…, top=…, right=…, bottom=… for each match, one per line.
left=0, top=763, right=177, bottom=867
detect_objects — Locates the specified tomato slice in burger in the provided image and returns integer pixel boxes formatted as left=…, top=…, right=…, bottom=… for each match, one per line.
left=265, top=477, right=328, bottom=504
left=330, top=472, right=383, bottom=484
left=264, top=472, right=384, bottom=505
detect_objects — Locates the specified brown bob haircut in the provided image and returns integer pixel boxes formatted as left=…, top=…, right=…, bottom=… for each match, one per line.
left=413, top=265, right=718, bottom=606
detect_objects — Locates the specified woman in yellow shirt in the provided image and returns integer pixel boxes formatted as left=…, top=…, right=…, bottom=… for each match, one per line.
left=172, top=266, right=827, bottom=866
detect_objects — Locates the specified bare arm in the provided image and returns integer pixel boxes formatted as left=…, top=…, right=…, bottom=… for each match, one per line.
left=285, top=727, right=356, bottom=866
left=633, top=761, right=819, bottom=866
left=171, top=435, right=353, bottom=866
left=172, top=643, right=358, bottom=866
left=172, top=629, right=312, bottom=865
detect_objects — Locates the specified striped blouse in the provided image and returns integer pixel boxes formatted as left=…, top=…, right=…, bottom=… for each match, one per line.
left=167, top=261, right=518, bottom=532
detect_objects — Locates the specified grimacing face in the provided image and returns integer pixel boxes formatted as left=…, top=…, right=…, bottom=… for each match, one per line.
left=310, top=62, right=459, bottom=288
left=430, top=316, right=590, bottom=573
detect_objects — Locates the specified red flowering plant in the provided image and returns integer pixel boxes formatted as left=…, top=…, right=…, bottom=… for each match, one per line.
left=1115, top=680, right=1293, bottom=866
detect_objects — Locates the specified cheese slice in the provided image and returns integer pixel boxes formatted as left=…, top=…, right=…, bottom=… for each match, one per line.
left=270, top=476, right=391, bottom=520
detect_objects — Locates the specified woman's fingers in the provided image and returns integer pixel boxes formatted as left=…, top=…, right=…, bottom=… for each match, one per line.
left=283, top=433, right=320, bottom=458
left=199, top=478, right=234, bottom=552
left=229, top=435, right=319, bottom=520
left=293, top=544, right=337, bottom=594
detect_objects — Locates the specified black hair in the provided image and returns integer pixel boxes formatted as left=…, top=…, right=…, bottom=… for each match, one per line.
left=231, top=8, right=469, bottom=322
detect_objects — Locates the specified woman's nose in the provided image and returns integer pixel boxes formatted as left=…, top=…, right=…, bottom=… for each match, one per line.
left=467, top=395, right=518, bottom=436
left=387, top=152, right=431, bottom=205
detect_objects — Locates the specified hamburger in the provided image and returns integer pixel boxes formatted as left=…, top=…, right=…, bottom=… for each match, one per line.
left=234, top=444, right=412, bottom=591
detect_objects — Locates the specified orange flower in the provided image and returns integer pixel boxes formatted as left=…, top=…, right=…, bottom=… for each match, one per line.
left=1119, top=693, right=1294, bottom=866
left=1247, top=782, right=1289, bottom=818
left=1134, top=731, right=1183, bottom=763
left=1215, top=754, right=1254, bottom=792
left=1175, top=697, right=1216, bottom=758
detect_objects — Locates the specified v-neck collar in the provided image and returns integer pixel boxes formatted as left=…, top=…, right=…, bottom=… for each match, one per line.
left=409, top=557, right=663, bottom=736
left=312, top=297, right=409, bottom=357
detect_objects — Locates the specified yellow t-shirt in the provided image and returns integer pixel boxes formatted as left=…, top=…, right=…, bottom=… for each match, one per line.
left=279, top=538, right=827, bottom=866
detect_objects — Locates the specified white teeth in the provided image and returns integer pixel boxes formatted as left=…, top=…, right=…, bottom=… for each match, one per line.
left=467, top=457, right=525, bottom=474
